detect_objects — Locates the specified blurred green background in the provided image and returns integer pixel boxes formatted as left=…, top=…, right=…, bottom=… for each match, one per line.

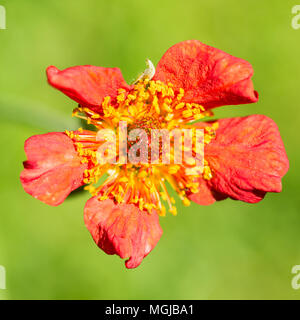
left=0, top=0, right=299, bottom=300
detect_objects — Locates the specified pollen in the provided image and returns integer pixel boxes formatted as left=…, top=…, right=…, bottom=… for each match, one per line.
left=68, top=78, right=217, bottom=216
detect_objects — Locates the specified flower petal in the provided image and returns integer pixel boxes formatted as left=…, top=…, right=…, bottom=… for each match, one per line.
left=188, top=178, right=226, bottom=205
left=20, top=132, right=87, bottom=206
left=154, top=40, right=258, bottom=108
left=84, top=198, right=162, bottom=268
left=191, top=115, right=289, bottom=204
left=47, top=65, right=131, bottom=113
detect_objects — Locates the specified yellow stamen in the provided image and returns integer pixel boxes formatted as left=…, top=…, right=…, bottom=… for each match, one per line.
left=68, top=78, right=217, bottom=216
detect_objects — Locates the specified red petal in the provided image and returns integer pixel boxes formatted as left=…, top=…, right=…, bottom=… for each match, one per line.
left=47, top=65, right=130, bottom=113
left=84, top=198, right=162, bottom=268
left=192, top=115, right=289, bottom=204
left=188, top=178, right=226, bottom=205
left=154, top=40, right=258, bottom=108
left=20, top=132, right=87, bottom=206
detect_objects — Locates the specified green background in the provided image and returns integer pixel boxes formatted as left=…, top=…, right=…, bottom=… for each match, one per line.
left=0, top=0, right=299, bottom=300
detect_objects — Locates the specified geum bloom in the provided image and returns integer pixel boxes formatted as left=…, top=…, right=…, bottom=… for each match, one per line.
left=20, top=40, right=289, bottom=268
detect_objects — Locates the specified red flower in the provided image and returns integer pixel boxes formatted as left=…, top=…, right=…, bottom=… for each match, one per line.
left=21, top=40, right=289, bottom=268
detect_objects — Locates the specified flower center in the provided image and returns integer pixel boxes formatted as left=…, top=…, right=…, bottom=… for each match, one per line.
left=67, top=79, right=217, bottom=216
left=127, top=116, right=163, bottom=161
left=127, top=116, right=162, bottom=134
